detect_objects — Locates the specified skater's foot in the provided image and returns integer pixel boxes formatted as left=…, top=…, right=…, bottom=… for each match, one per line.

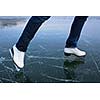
left=64, top=47, right=86, bottom=57
left=9, top=45, right=25, bottom=71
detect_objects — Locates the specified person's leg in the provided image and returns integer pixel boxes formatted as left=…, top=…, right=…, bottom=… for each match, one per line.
left=9, top=16, right=50, bottom=71
left=64, top=16, right=88, bottom=57
left=66, top=16, right=88, bottom=48
left=16, top=16, right=50, bottom=52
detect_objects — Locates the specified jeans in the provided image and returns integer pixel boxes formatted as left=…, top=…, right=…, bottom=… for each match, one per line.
left=16, top=16, right=88, bottom=52
left=65, top=16, right=88, bottom=48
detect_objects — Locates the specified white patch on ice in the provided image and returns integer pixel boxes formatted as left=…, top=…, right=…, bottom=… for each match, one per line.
left=0, top=57, right=5, bottom=63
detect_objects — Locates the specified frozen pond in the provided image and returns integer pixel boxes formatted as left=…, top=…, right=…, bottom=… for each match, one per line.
left=0, top=16, right=100, bottom=83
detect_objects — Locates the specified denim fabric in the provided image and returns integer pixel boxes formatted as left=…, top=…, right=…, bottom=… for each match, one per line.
left=16, top=16, right=50, bottom=51
left=66, top=16, right=88, bottom=48
left=16, top=16, right=88, bottom=52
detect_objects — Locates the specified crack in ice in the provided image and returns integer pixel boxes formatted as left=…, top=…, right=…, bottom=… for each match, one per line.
left=41, top=73, right=79, bottom=82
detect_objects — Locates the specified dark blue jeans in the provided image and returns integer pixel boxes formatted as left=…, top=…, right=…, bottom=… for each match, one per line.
left=65, top=16, right=88, bottom=48
left=16, top=16, right=88, bottom=52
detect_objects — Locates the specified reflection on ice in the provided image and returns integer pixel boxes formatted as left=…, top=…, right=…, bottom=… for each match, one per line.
left=0, top=16, right=28, bottom=28
left=63, top=57, right=85, bottom=81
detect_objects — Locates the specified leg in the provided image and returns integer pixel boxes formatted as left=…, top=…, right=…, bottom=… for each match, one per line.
left=64, top=16, right=88, bottom=57
left=66, top=16, right=88, bottom=48
left=16, top=16, right=50, bottom=52
left=9, top=16, right=50, bottom=71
